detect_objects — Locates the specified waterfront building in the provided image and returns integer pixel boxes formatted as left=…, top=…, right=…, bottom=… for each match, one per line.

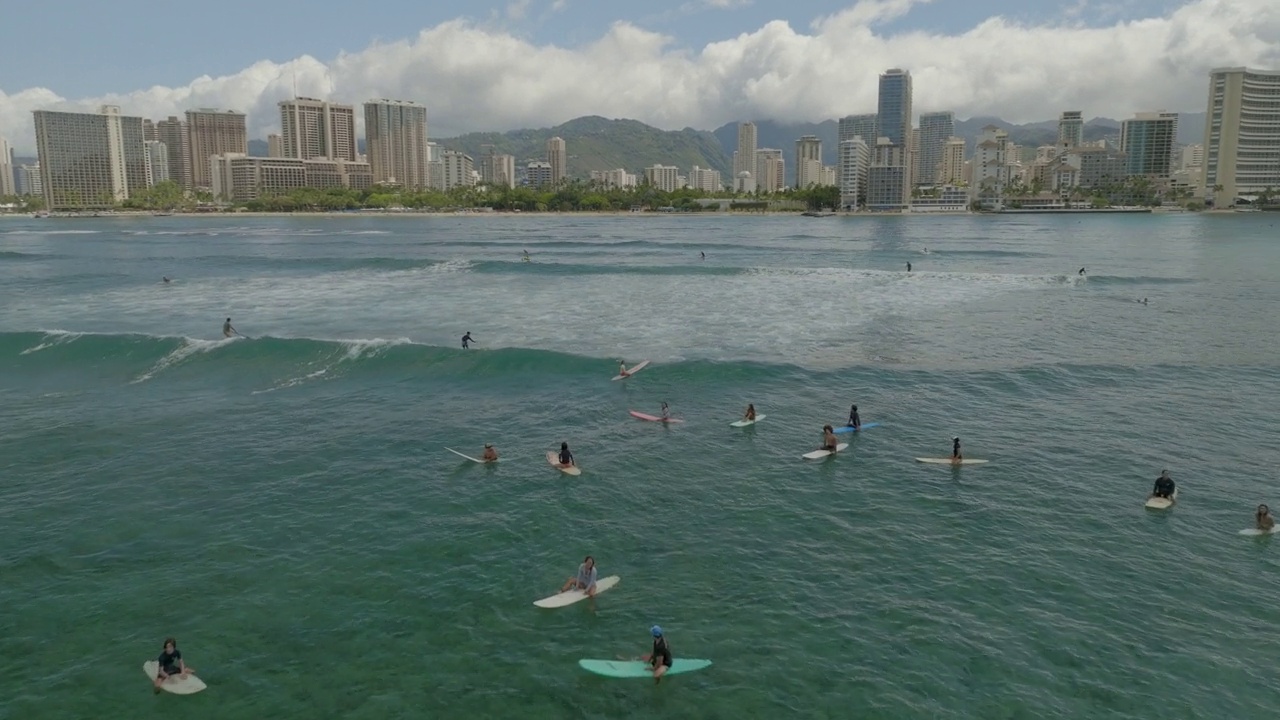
left=1120, top=111, right=1178, bottom=179
left=1202, top=67, right=1280, bottom=206
left=33, top=106, right=147, bottom=210
left=279, top=98, right=357, bottom=162
left=364, top=99, right=430, bottom=189
left=546, top=137, right=567, bottom=183
left=186, top=109, right=247, bottom=189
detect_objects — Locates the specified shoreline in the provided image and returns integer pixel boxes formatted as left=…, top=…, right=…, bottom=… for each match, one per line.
left=0, top=208, right=1258, bottom=219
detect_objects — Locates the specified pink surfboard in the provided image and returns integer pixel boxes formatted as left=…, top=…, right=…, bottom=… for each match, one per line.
left=629, top=410, right=684, bottom=423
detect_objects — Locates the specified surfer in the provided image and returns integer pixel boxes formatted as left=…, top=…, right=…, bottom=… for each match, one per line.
left=744, top=404, right=756, bottom=421
left=660, top=402, right=670, bottom=420
left=222, top=318, right=236, bottom=338
left=617, top=360, right=630, bottom=378
left=522, top=250, right=530, bottom=262
left=560, top=555, right=598, bottom=597
left=1079, top=268, right=1086, bottom=276
left=1142, top=298, right=1149, bottom=305
left=906, top=262, right=912, bottom=272
left=162, top=276, right=171, bottom=284
left=700, top=251, right=705, bottom=260
left=822, top=425, right=838, bottom=452
left=848, top=404, right=861, bottom=430
left=1151, top=470, right=1176, bottom=499
left=642, top=626, right=673, bottom=684
left=557, top=442, right=575, bottom=468
left=952, top=437, right=962, bottom=462
left=461, top=332, right=474, bottom=349
left=1256, top=505, right=1275, bottom=532
left=482, top=443, right=499, bottom=462
left=153, top=637, right=193, bottom=692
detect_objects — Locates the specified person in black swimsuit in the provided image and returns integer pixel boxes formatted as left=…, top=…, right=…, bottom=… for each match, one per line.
left=952, top=437, right=962, bottom=461
left=1152, top=470, right=1175, bottom=499
left=558, top=442, right=574, bottom=467
left=642, top=625, right=673, bottom=683
left=848, top=405, right=860, bottom=430
left=461, top=332, right=474, bottom=349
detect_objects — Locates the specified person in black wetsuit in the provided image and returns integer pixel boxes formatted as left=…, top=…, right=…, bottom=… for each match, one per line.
left=558, top=442, right=574, bottom=467
left=952, top=437, right=962, bottom=461
left=461, top=332, right=474, bottom=349
left=642, top=625, right=673, bottom=683
left=1152, top=470, right=1176, bottom=499
left=906, top=262, right=912, bottom=272
left=848, top=405, right=861, bottom=430
left=152, top=637, right=193, bottom=691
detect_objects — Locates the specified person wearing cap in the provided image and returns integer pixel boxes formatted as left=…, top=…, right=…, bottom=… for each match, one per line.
left=641, top=625, right=673, bottom=683
left=560, top=555, right=597, bottom=597
left=481, top=444, right=499, bottom=462
left=951, top=437, right=962, bottom=462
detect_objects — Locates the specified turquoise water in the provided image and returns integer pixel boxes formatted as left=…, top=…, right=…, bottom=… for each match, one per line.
left=2, top=213, right=1279, bottom=718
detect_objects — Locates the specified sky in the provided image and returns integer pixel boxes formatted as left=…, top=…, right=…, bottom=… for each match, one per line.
left=2, top=0, right=1278, bottom=153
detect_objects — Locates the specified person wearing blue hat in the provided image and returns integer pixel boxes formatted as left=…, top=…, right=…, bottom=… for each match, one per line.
left=641, top=625, right=673, bottom=683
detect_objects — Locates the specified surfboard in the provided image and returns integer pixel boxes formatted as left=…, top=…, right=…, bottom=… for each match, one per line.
left=533, top=575, right=621, bottom=608
left=578, top=658, right=712, bottom=678
left=445, top=447, right=499, bottom=463
left=142, top=661, right=206, bottom=695
left=730, top=414, right=766, bottom=427
left=612, top=360, right=651, bottom=381
left=1145, top=488, right=1177, bottom=509
left=1239, top=526, right=1280, bottom=536
left=629, top=410, right=683, bottom=423
left=547, top=451, right=581, bottom=476
left=803, top=443, right=848, bottom=460
left=833, top=422, right=880, bottom=435
left=915, top=458, right=989, bottom=465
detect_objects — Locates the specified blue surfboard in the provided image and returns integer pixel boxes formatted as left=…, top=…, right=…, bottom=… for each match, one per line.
left=833, top=422, right=880, bottom=435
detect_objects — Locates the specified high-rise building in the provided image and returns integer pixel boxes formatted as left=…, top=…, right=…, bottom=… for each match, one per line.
left=1059, top=111, right=1084, bottom=148
left=441, top=151, right=475, bottom=190
left=526, top=161, right=553, bottom=187
left=876, top=69, right=913, bottom=148
left=590, top=169, right=637, bottom=189
left=142, top=119, right=158, bottom=143
left=838, top=114, right=877, bottom=145
left=973, top=125, right=1011, bottom=204
left=480, top=153, right=516, bottom=189
left=155, top=116, right=191, bottom=190
left=644, top=164, right=680, bottom=192
left=364, top=99, right=429, bottom=189
left=33, top=106, right=147, bottom=210
left=1203, top=67, right=1280, bottom=206
left=1120, top=111, right=1178, bottom=179
left=866, top=139, right=907, bottom=211
left=267, top=134, right=283, bottom=158
left=916, top=111, right=954, bottom=186
left=210, top=154, right=371, bottom=201
left=0, top=136, right=14, bottom=196
left=144, top=140, right=170, bottom=185
left=546, top=136, right=567, bottom=183
left=939, top=137, right=966, bottom=186
left=838, top=137, right=869, bottom=210
left=1180, top=144, right=1204, bottom=171
left=186, top=109, right=247, bottom=189
left=795, top=135, right=822, bottom=188
left=688, top=166, right=722, bottom=192
left=734, top=122, right=758, bottom=178
left=16, top=163, right=43, bottom=196
left=279, top=98, right=357, bottom=162
left=754, top=149, right=784, bottom=193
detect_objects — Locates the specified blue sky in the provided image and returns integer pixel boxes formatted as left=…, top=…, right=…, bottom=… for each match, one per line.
left=0, top=0, right=1180, bottom=98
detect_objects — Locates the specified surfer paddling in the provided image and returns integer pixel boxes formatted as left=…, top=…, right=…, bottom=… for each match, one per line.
left=481, top=443, right=499, bottom=462
left=560, top=555, right=598, bottom=597
left=1151, top=470, right=1176, bottom=500
left=641, top=626, right=673, bottom=684
left=153, top=638, right=193, bottom=692
left=1257, top=505, right=1275, bottom=532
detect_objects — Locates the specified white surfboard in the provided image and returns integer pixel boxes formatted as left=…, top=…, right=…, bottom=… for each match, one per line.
left=547, top=451, right=581, bottom=476
left=1239, top=526, right=1280, bottom=536
left=803, top=442, right=848, bottom=460
left=915, top=458, right=989, bottom=465
left=143, top=661, right=206, bottom=695
left=533, top=575, right=620, bottom=608
left=730, top=414, right=766, bottom=427
left=1145, top=488, right=1177, bottom=509
left=442, top=445, right=496, bottom=461
left=612, top=360, right=650, bottom=381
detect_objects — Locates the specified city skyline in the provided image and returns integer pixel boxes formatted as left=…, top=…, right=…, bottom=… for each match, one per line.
left=2, top=0, right=1277, bottom=154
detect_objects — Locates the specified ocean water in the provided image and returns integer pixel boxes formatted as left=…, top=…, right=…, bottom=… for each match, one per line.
left=2, top=212, right=1279, bottom=719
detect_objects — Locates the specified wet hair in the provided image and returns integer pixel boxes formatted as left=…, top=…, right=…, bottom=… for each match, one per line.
left=1260, top=505, right=1270, bottom=513
left=225, top=318, right=231, bottom=322
left=823, top=425, right=833, bottom=432
left=852, top=405, right=858, bottom=411
left=584, top=555, right=594, bottom=564
left=163, top=637, right=177, bottom=648
left=561, top=442, right=568, bottom=450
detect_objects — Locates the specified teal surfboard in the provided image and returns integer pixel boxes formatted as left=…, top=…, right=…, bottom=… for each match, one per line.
left=578, top=658, right=712, bottom=678
left=833, top=422, right=880, bottom=435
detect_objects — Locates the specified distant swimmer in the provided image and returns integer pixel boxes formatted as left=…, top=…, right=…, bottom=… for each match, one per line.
left=642, top=625, right=673, bottom=684
left=222, top=318, right=236, bottom=338
left=660, top=402, right=671, bottom=420
left=560, top=555, right=598, bottom=597
left=1151, top=470, right=1176, bottom=499
left=952, top=436, right=962, bottom=462
left=1079, top=268, right=1086, bottom=276
left=162, top=276, right=171, bottom=284
left=822, top=425, right=838, bottom=452
left=1142, top=298, right=1149, bottom=305
left=461, top=332, right=475, bottom=349
left=744, top=403, right=756, bottom=421
left=1257, top=504, right=1275, bottom=531
left=906, top=262, right=912, bottom=272
left=482, top=443, right=499, bottom=462
left=557, top=441, right=575, bottom=468
left=848, top=404, right=861, bottom=430
left=700, top=252, right=705, bottom=260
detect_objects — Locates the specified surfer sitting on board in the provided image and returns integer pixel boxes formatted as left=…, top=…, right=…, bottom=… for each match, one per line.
left=1151, top=470, right=1176, bottom=499
left=482, top=444, right=499, bottom=462
left=641, top=626, right=673, bottom=684
left=153, top=638, right=193, bottom=692
left=617, top=360, right=630, bottom=378
left=1256, top=505, right=1275, bottom=532
left=744, top=404, right=756, bottom=421
left=822, top=425, right=838, bottom=451
left=848, top=405, right=861, bottom=430
left=560, top=555, right=598, bottom=597
left=461, top=332, right=475, bottom=349
left=557, top=442, right=575, bottom=468
left=222, top=318, right=237, bottom=338
left=952, top=437, right=962, bottom=462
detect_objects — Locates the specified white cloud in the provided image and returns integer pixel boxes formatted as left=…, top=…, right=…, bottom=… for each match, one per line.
left=551, top=0, right=569, bottom=11
left=2, top=0, right=1279, bottom=154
